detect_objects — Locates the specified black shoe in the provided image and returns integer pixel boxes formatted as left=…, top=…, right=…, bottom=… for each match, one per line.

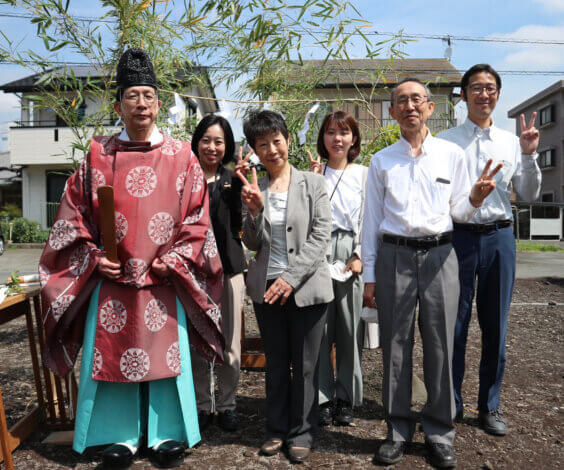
left=426, top=442, right=457, bottom=468
left=102, top=444, right=135, bottom=469
left=479, top=409, right=507, bottom=436
left=288, top=446, right=311, bottom=464
left=198, top=410, right=213, bottom=431
left=149, top=440, right=186, bottom=468
left=334, top=399, right=353, bottom=426
left=374, top=440, right=405, bottom=465
left=454, top=409, right=463, bottom=423
left=217, top=409, right=238, bottom=432
left=318, top=402, right=334, bottom=426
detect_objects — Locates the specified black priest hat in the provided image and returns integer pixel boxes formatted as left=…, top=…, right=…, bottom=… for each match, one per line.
left=116, top=48, right=157, bottom=100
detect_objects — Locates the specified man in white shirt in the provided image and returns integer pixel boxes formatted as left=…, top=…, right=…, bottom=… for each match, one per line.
left=362, top=78, right=500, bottom=468
left=438, top=64, right=541, bottom=436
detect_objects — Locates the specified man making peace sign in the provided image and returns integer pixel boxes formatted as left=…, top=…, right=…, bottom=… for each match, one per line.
left=438, top=64, right=541, bottom=437
left=362, top=77, right=502, bottom=469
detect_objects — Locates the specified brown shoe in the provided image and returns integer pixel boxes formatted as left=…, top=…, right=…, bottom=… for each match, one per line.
left=288, top=446, right=311, bottom=464
left=260, top=438, right=284, bottom=456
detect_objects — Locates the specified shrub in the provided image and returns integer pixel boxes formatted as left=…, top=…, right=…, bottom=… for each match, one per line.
left=10, top=217, right=44, bottom=243
left=0, top=220, right=9, bottom=239
left=0, top=203, right=22, bottom=218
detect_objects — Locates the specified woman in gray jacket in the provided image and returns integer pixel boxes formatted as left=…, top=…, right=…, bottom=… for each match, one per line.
left=235, top=110, right=333, bottom=464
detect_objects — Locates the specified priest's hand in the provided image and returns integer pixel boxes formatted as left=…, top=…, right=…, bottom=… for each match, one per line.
left=236, top=167, right=264, bottom=217
left=152, top=257, right=170, bottom=278
left=470, top=158, right=503, bottom=208
left=97, top=257, right=121, bottom=280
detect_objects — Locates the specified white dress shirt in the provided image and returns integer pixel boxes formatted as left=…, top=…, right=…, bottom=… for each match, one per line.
left=438, top=119, right=541, bottom=224
left=118, top=126, right=163, bottom=145
left=362, top=132, right=477, bottom=283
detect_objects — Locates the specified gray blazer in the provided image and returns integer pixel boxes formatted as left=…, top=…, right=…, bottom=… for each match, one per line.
left=242, top=166, right=334, bottom=307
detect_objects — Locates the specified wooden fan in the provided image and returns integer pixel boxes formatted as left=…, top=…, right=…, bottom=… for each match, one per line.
left=96, top=186, right=118, bottom=262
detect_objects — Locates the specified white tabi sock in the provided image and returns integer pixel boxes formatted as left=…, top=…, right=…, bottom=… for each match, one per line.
left=115, top=442, right=138, bottom=455
left=152, top=439, right=174, bottom=450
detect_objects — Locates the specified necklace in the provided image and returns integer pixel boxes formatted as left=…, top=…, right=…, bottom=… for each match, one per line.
left=271, top=170, right=290, bottom=191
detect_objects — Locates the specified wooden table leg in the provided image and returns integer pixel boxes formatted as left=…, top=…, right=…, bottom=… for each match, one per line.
left=0, top=386, right=15, bottom=470
left=25, top=303, right=45, bottom=418
left=32, top=296, right=57, bottom=425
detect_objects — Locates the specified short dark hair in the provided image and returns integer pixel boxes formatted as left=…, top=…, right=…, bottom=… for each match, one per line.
left=243, top=110, right=289, bottom=150
left=390, top=77, right=432, bottom=104
left=461, top=64, right=502, bottom=91
left=317, top=111, right=361, bottom=163
left=192, top=114, right=235, bottom=166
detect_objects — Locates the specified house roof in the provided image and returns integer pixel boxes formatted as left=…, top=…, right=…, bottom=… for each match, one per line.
left=290, top=59, right=462, bottom=88
left=507, top=80, right=564, bottom=117
left=0, top=66, right=104, bottom=92
left=0, top=64, right=219, bottom=111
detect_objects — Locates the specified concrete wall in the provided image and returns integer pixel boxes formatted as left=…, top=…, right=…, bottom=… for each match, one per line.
left=513, top=89, right=564, bottom=202
left=9, top=126, right=120, bottom=165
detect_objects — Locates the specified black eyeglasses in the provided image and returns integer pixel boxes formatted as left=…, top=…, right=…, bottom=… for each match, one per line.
left=467, top=84, right=498, bottom=96
left=394, top=94, right=428, bottom=107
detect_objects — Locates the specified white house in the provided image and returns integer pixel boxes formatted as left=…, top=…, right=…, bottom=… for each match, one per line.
left=0, top=65, right=219, bottom=228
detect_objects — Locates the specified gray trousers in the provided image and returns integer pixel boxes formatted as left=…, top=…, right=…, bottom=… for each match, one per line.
left=319, top=230, right=364, bottom=406
left=375, top=242, right=458, bottom=445
left=192, top=272, right=245, bottom=412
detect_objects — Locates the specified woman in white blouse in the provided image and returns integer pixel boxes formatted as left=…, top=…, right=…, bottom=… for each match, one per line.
left=309, top=111, right=367, bottom=427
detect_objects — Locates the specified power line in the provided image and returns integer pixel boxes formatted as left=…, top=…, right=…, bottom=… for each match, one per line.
left=0, top=60, right=562, bottom=77
left=0, top=11, right=563, bottom=46
left=0, top=11, right=115, bottom=24
left=353, top=30, right=564, bottom=46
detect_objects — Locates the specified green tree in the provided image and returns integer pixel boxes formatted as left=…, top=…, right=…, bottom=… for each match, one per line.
left=0, top=0, right=405, bottom=166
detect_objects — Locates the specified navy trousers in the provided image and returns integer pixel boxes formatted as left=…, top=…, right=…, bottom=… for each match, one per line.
left=452, top=226, right=515, bottom=414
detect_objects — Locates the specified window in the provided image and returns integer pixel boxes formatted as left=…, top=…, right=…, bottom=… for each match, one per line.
left=539, top=104, right=555, bottom=126
left=538, top=148, right=556, bottom=169
left=46, top=170, right=73, bottom=227
left=76, top=101, right=87, bottom=121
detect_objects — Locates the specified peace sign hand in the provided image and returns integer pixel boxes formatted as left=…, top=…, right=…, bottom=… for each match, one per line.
left=307, top=150, right=322, bottom=174
left=469, top=158, right=503, bottom=207
left=234, top=146, right=254, bottom=179
left=519, top=112, right=539, bottom=155
left=235, top=166, right=263, bottom=217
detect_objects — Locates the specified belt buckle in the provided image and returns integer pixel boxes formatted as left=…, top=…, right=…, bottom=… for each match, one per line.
left=423, top=235, right=439, bottom=248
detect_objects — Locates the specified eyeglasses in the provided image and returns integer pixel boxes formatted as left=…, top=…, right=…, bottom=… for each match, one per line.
left=467, top=84, right=498, bottom=96
left=122, top=92, right=157, bottom=106
left=394, top=94, right=428, bottom=107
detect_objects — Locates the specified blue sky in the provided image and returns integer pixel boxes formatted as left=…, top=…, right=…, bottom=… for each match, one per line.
left=1, top=0, right=563, bottom=148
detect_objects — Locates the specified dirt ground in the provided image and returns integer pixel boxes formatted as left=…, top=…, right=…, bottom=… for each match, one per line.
left=1, top=278, right=562, bottom=469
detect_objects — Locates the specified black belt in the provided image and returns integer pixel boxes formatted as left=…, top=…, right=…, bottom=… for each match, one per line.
left=454, top=220, right=511, bottom=233
left=382, top=232, right=452, bottom=250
